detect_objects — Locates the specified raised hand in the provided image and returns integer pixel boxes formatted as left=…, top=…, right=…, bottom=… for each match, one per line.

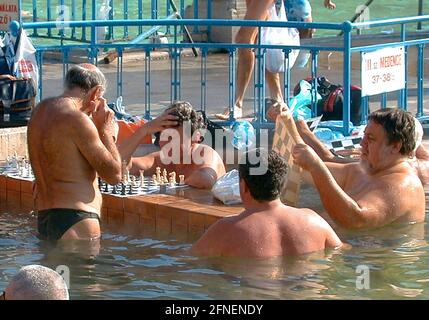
left=292, top=143, right=322, bottom=171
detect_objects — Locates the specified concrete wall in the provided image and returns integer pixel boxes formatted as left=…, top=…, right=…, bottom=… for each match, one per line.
left=184, top=0, right=246, bottom=43
left=0, top=127, right=28, bottom=160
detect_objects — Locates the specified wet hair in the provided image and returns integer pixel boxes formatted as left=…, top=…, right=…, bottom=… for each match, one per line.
left=368, top=108, right=416, bottom=156
left=6, top=265, right=69, bottom=300
left=164, top=101, right=206, bottom=135
left=238, top=149, right=288, bottom=202
left=64, top=63, right=106, bottom=93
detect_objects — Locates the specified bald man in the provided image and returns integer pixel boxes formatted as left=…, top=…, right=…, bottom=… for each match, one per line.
left=2, top=265, right=69, bottom=300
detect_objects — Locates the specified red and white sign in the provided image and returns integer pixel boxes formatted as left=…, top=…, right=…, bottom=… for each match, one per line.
left=0, top=1, right=20, bottom=31
left=361, top=46, right=405, bottom=97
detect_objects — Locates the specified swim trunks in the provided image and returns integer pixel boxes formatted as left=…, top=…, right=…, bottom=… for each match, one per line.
left=37, top=208, right=100, bottom=241
left=283, top=0, right=312, bottom=21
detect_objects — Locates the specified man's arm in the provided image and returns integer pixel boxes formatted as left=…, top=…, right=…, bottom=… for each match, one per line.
left=185, top=146, right=226, bottom=189
left=72, top=112, right=122, bottom=185
left=293, top=144, right=404, bottom=229
left=118, top=112, right=178, bottom=163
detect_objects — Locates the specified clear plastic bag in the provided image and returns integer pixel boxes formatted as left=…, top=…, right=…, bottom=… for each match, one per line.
left=261, top=1, right=300, bottom=73
left=211, top=169, right=242, bottom=205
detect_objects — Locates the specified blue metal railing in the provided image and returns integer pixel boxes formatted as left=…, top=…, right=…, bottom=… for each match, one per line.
left=20, top=0, right=211, bottom=43
left=22, top=15, right=429, bottom=134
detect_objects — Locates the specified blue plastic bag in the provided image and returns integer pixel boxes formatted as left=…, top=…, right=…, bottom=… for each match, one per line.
left=231, top=120, right=256, bottom=150
left=288, top=80, right=321, bottom=120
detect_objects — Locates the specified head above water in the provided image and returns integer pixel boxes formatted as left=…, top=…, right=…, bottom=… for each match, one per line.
left=64, top=63, right=107, bottom=95
left=367, top=108, right=416, bottom=157
left=238, top=149, right=288, bottom=202
left=164, top=101, right=206, bottom=136
left=4, top=265, right=69, bottom=300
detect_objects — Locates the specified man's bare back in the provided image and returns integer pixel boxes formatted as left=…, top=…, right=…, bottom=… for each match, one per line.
left=29, top=97, right=103, bottom=213
left=191, top=201, right=342, bottom=258
left=28, top=64, right=122, bottom=241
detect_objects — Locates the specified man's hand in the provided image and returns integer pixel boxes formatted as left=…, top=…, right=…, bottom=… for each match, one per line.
left=266, top=102, right=290, bottom=122
left=91, top=97, right=117, bottom=141
left=141, top=111, right=179, bottom=135
left=324, top=0, right=336, bottom=9
left=293, top=143, right=323, bottom=172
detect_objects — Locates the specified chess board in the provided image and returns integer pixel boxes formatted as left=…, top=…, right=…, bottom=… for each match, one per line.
left=324, top=136, right=363, bottom=158
left=272, top=113, right=304, bottom=207
left=0, top=160, right=34, bottom=181
left=98, top=177, right=188, bottom=197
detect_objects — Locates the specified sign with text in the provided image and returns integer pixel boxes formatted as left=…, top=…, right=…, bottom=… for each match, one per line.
left=0, top=1, right=20, bottom=31
left=361, top=46, right=405, bottom=97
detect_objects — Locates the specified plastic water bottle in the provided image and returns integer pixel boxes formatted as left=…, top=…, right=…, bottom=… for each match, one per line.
left=2, top=100, right=11, bottom=122
left=231, top=121, right=256, bottom=150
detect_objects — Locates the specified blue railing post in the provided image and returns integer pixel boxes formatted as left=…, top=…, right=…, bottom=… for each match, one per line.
left=342, top=21, right=352, bottom=135
left=228, top=49, right=236, bottom=121
left=144, top=49, right=152, bottom=120
left=138, top=0, right=143, bottom=34
left=89, top=0, right=97, bottom=63
left=399, top=24, right=408, bottom=109
left=32, top=0, right=38, bottom=36
left=200, top=48, right=208, bottom=112
left=71, top=0, right=77, bottom=40
left=207, top=0, right=212, bottom=42
left=284, top=50, right=291, bottom=103
left=47, top=0, right=52, bottom=37
left=107, top=0, right=114, bottom=41
left=417, top=44, right=425, bottom=117
left=124, top=0, right=128, bottom=39
left=82, top=0, right=87, bottom=41
left=310, top=50, right=319, bottom=117
left=58, top=0, right=65, bottom=38
left=116, top=47, right=123, bottom=98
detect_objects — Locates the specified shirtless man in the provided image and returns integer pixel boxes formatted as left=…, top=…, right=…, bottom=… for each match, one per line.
left=191, top=149, right=342, bottom=258
left=292, top=107, right=426, bottom=229
left=120, top=101, right=226, bottom=190
left=28, top=64, right=122, bottom=241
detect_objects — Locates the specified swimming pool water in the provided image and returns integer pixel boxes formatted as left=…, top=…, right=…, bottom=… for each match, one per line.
left=0, top=190, right=428, bottom=300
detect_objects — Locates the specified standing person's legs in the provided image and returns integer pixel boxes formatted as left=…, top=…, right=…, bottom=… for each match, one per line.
left=266, top=70, right=284, bottom=103
left=215, top=0, right=274, bottom=120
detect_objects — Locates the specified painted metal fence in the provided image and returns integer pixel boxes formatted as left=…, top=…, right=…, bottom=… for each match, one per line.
left=20, top=0, right=209, bottom=42
left=22, top=15, right=429, bottom=134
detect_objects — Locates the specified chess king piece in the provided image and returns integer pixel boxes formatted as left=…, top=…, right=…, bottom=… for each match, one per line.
left=152, top=174, right=158, bottom=185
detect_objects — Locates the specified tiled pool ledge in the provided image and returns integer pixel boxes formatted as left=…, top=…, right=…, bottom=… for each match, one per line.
left=0, top=175, right=242, bottom=237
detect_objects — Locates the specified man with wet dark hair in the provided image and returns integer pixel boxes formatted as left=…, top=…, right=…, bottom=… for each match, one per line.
left=293, top=107, right=426, bottom=229
left=120, top=101, right=225, bottom=189
left=191, top=149, right=342, bottom=258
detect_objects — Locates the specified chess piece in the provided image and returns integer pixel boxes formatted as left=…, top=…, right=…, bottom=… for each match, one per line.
left=139, top=170, right=145, bottom=187
left=128, top=184, right=133, bottom=195
left=112, top=185, right=118, bottom=194
left=156, top=167, right=161, bottom=183
left=121, top=183, right=126, bottom=195
left=169, top=172, right=177, bottom=184
left=104, top=181, right=109, bottom=192
left=152, top=174, right=158, bottom=185
left=131, top=175, right=136, bottom=187
left=163, top=169, right=167, bottom=182
left=169, top=177, right=175, bottom=187
left=179, top=175, right=185, bottom=185
left=122, top=160, right=129, bottom=184
left=98, top=177, right=102, bottom=191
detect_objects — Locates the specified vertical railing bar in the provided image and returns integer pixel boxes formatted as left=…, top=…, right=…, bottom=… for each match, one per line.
left=311, top=50, right=319, bottom=117
left=417, top=44, right=424, bottom=117
left=343, top=22, right=352, bottom=135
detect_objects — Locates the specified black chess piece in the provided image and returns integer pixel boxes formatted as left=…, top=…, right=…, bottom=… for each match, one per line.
left=112, top=185, right=117, bottom=194
left=128, top=184, right=133, bottom=195
left=98, top=177, right=102, bottom=191
left=104, top=182, right=109, bottom=193
left=121, top=183, right=126, bottom=195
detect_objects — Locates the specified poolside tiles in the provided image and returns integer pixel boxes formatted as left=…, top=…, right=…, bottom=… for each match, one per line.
left=1, top=175, right=241, bottom=236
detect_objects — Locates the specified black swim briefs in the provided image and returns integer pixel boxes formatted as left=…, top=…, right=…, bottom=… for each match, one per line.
left=37, top=208, right=100, bottom=241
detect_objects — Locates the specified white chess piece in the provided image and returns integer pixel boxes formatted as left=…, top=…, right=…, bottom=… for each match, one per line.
left=179, top=175, right=185, bottom=185
left=140, top=170, right=145, bottom=187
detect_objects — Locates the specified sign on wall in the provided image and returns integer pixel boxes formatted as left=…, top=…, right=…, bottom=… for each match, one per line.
left=361, top=46, right=405, bottom=97
left=0, top=1, right=20, bottom=32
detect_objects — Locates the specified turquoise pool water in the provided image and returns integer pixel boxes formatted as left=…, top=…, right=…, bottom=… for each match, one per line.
left=0, top=189, right=428, bottom=300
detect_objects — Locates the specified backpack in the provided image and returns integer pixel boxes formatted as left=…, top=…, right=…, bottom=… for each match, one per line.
left=0, top=76, right=37, bottom=123
left=293, top=77, right=364, bottom=125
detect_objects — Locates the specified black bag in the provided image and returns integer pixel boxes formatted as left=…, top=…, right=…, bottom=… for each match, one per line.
left=0, top=77, right=37, bottom=123
left=293, top=77, right=364, bottom=125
